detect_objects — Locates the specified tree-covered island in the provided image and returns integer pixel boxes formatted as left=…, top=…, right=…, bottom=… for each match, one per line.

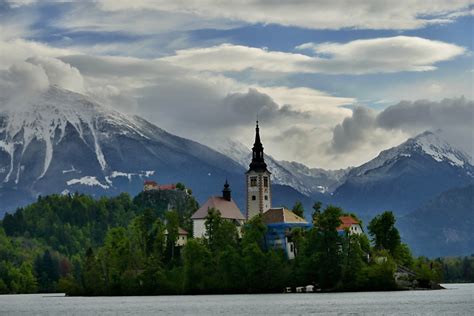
left=0, top=188, right=449, bottom=296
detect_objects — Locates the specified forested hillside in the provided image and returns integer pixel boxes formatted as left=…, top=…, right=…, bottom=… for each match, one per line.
left=0, top=189, right=197, bottom=293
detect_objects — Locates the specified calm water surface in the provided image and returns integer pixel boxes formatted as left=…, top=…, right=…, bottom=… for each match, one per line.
left=1, top=284, right=473, bottom=315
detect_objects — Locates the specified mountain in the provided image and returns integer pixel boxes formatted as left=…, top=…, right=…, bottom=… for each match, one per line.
left=0, top=86, right=310, bottom=216
left=214, top=139, right=349, bottom=196
left=398, top=185, right=474, bottom=257
left=333, top=130, right=473, bottom=218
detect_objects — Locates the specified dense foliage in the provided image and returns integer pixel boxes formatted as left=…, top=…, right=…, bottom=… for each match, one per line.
left=439, top=256, right=474, bottom=283
left=0, top=191, right=448, bottom=295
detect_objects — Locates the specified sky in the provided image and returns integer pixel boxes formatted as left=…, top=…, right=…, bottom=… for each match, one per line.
left=0, top=0, right=473, bottom=169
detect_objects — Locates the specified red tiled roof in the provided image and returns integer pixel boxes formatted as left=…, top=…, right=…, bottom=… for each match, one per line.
left=144, top=180, right=158, bottom=186
left=191, top=196, right=245, bottom=220
left=262, top=207, right=308, bottom=224
left=159, top=184, right=176, bottom=190
left=337, top=216, right=360, bottom=231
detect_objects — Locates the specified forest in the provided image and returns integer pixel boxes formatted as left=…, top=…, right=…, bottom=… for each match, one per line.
left=0, top=188, right=467, bottom=295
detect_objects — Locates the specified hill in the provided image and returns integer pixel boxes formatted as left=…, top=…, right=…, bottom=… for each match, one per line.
left=398, top=185, right=474, bottom=258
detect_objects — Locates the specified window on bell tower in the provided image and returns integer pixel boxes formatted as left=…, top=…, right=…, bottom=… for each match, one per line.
left=264, top=177, right=268, bottom=187
left=250, top=177, right=257, bottom=187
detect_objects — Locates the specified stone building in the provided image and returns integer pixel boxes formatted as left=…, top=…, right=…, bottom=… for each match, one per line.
left=246, top=121, right=272, bottom=220
left=191, top=181, right=245, bottom=238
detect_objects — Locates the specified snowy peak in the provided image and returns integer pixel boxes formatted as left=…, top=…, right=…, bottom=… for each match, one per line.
left=213, top=138, right=349, bottom=195
left=350, top=130, right=472, bottom=178
left=410, top=131, right=471, bottom=167
left=0, top=86, right=154, bottom=183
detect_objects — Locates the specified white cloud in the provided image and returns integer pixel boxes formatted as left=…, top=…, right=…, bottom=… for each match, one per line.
left=297, top=36, right=466, bottom=74
left=0, top=39, right=76, bottom=70
left=162, top=37, right=465, bottom=75
left=26, top=56, right=85, bottom=93
left=0, top=61, right=49, bottom=99
left=52, top=2, right=240, bottom=36
left=162, top=44, right=313, bottom=73
left=96, top=0, right=472, bottom=30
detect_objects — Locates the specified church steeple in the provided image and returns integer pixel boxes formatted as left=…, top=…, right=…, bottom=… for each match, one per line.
left=246, top=120, right=271, bottom=220
left=248, top=121, right=268, bottom=172
left=222, top=179, right=231, bottom=201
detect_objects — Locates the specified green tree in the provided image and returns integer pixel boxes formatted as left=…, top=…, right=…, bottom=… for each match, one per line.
left=242, top=242, right=267, bottom=293
left=82, top=248, right=105, bottom=295
left=183, top=239, right=212, bottom=294
left=393, top=243, right=414, bottom=267
left=340, top=234, right=366, bottom=290
left=368, top=211, right=401, bottom=254
left=312, top=205, right=343, bottom=289
left=292, top=201, right=305, bottom=218
left=311, top=201, right=322, bottom=223
left=165, top=210, right=180, bottom=261
left=204, top=208, right=223, bottom=252
left=205, top=208, right=239, bottom=253
left=242, top=214, right=267, bottom=250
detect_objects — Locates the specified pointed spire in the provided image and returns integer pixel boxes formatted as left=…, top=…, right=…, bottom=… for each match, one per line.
left=222, top=178, right=231, bottom=201
left=248, top=120, right=268, bottom=172
left=254, top=120, right=262, bottom=147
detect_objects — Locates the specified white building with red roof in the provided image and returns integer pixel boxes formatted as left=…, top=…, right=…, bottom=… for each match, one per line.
left=337, top=215, right=364, bottom=235
left=191, top=180, right=245, bottom=238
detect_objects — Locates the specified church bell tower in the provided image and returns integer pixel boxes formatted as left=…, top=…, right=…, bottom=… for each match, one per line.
left=246, top=121, right=271, bottom=220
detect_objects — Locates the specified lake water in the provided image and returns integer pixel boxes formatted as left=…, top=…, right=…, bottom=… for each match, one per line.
left=1, top=284, right=473, bottom=315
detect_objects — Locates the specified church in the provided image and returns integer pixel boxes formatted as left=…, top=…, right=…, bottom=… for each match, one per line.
left=191, top=121, right=309, bottom=259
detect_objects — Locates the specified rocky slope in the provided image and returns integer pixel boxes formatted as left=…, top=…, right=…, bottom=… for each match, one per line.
left=333, top=130, right=473, bottom=218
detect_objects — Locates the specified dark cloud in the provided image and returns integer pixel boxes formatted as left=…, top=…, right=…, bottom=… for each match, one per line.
left=331, top=106, right=376, bottom=152
left=222, top=88, right=309, bottom=125
left=330, top=97, right=474, bottom=156
left=377, top=97, right=474, bottom=131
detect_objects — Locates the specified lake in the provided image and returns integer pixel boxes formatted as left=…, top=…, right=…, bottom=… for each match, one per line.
left=1, top=284, right=473, bottom=315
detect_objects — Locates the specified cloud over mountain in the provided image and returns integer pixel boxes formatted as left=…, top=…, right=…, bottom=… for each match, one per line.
left=330, top=98, right=474, bottom=160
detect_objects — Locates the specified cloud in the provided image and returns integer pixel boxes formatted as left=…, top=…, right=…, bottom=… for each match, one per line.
left=0, top=39, right=75, bottom=69
left=331, top=107, right=377, bottom=152
left=377, top=98, right=474, bottom=132
left=161, top=44, right=312, bottom=73
left=296, top=36, right=466, bottom=74
left=26, top=56, right=85, bottom=93
left=329, top=98, right=474, bottom=161
left=221, top=88, right=309, bottom=124
left=162, top=37, right=465, bottom=75
left=0, top=61, right=49, bottom=100
left=0, top=56, right=85, bottom=108
left=96, top=0, right=472, bottom=30
left=52, top=2, right=240, bottom=36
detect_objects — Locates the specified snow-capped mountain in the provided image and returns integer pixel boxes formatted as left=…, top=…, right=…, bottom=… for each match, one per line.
left=0, top=86, right=314, bottom=216
left=333, top=130, right=474, bottom=218
left=0, top=86, right=248, bottom=215
left=214, top=139, right=349, bottom=196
